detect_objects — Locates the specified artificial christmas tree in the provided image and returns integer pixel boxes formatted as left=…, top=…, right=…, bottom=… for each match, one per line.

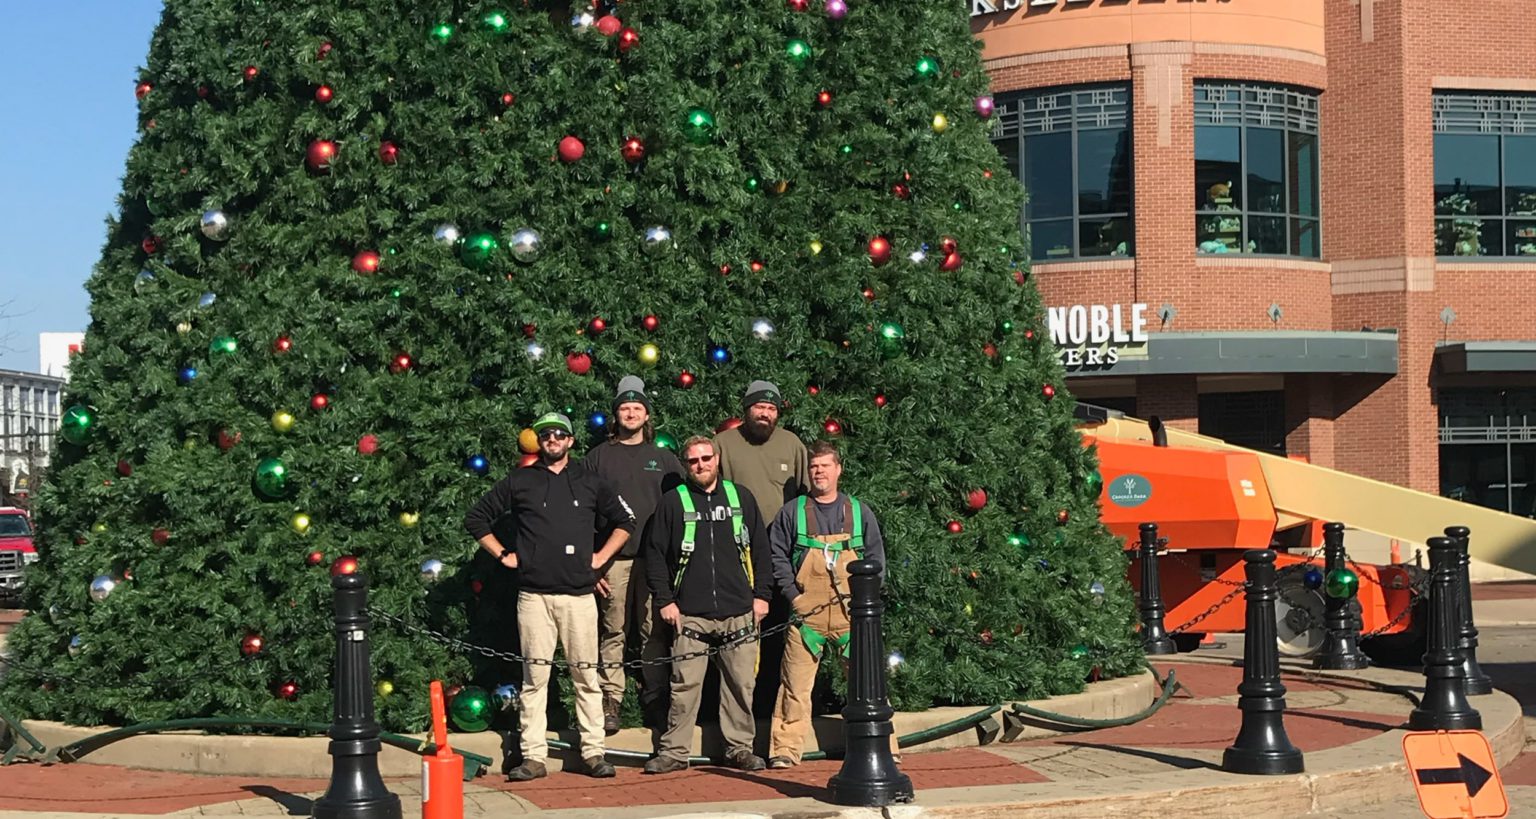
left=2, top=0, right=1140, bottom=732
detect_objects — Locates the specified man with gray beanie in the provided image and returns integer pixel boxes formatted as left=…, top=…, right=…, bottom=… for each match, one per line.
left=581, top=376, right=684, bottom=731
left=715, top=380, right=809, bottom=522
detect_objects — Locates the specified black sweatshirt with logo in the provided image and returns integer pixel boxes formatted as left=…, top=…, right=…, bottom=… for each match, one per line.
left=645, top=481, right=773, bottom=620
left=463, top=461, right=636, bottom=595
left=579, top=440, right=684, bottom=559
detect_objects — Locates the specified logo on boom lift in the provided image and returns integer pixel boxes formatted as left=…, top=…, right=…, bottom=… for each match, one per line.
left=1108, top=474, right=1152, bottom=508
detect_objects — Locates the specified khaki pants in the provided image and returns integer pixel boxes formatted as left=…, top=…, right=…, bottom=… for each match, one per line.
left=517, top=591, right=604, bottom=762
left=657, top=612, right=758, bottom=763
left=596, top=557, right=669, bottom=706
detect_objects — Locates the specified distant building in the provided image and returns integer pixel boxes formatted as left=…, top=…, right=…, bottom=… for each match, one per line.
left=38, top=332, right=84, bottom=380
left=0, top=368, right=64, bottom=502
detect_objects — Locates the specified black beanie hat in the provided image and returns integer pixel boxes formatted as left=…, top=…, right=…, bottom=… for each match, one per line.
left=612, top=375, right=653, bottom=413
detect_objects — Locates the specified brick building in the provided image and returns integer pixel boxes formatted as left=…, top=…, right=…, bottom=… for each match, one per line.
left=973, top=0, right=1536, bottom=518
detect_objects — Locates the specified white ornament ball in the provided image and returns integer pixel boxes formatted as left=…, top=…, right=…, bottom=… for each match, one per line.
left=493, top=683, right=519, bottom=712
left=420, top=558, right=445, bottom=583
left=525, top=341, right=547, bottom=362
left=433, top=223, right=462, bottom=246
left=570, top=12, right=595, bottom=32
left=751, top=318, right=775, bottom=341
left=89, top=574, right=117, bottom=603
left=641, top=226, right=673, bottom=254
left=200, top=209, right=231, bottom=241
left=508, top=228, right=542, bottom=263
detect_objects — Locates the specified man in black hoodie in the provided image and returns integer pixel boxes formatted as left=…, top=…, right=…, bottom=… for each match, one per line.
left=643, top=435, right=773, bottom=774
left=463, top=412, right=636, bottom=782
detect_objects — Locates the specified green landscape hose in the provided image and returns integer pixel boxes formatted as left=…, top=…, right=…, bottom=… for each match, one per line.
left=1009, top=668, right=1180, bottom=729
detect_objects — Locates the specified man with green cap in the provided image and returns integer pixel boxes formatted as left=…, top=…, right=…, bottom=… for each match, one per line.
left=463, top=411, right=636, bottom=782
left=581, top=376, right=684, bottom=731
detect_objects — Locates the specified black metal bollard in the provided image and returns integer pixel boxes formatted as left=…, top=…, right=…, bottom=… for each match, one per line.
left=312, top=572, right=402, bottom=819
left=1314, top=522, right=1370, bottom=670
left=827, top=560, right=914, bottom=807
left=1409, top=538, right=1482, bottom=731
left=1446, top=526, right=1493, bottom=696
left=1222, top=550, right=1305, bottom=776
left=1137, top=523, right=1176, bottom=655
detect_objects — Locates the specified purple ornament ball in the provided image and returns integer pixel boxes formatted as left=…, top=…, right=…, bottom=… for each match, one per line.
left=825, top=0, right=848, bottom=19
left=975, top=95, right=996, bottom=118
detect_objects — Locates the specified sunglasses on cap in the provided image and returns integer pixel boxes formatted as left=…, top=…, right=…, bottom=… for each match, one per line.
left=685, top=454, right=716, bottom=466
left=537, top=429, right=573, bottom=441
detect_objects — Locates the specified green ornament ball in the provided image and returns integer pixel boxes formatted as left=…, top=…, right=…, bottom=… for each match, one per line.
left=786, top=39, right=812, bottom=64
left=460, top=231, right=499, bottom=268
left=209, top=336, right=238, bottom=357
left=253, top=457, right=290, bottom=500
left=877, top=321, right=906, bottom=359
left=592, top=221, right=612, bottom=239
left=1007, top=531, right=1030, bottom=549
left=1323, top=568, right=1359, bottom=600
left=449, top=685, right=493, bottom=732
left=915, top=56, right=941, bottom=79
left=684, top=107, right=716, bottom=144
left=1083, top=470, right=1103, bottom=497
left=1069, top=644, right=1090, bottom=661
left=59, top=405, right=97, bottom=446
left=656, top=432, right=678, bottom=452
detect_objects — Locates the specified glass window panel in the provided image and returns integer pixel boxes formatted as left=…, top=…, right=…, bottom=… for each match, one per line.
left=1291, top=217, right=1320, bottom=258
left=1509, top=220, right=1536, bottom=257
left=1247, top=128, right=1286, bottom=214
left=1024, top=132, right=1073, bottom=220
left=1196, top=126, right=1242, bottom=209
left=1197, top=212, right=1244, bottom=254
left=1435, top=133, right=1501, bottom=216
left=1080, top=217, right=1131, bottom=258
left=1077, top=128, right=1131, bottom=216
left=1289, top=131, right=1319, bottom=218
left=992, top=138, right=1021, bottom=186
left=1249, top=216, right=1287, bottom=254
left=1440, top=444, right=1512, bottom=513
left=1511, top=445, right=1536, bottom=519
left=1437, top=217, right=1503, bottom=257
left=1028, top=219, right=1075, bottom=261
left=1505, top=135, right=1536, bottom=216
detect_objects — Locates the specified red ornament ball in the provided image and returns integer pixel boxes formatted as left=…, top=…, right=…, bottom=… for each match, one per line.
left=217, top=429, right=241, bottom=451
left=622, top=136, right=647, bottom=163
left=868, top=237, right=892, bottom=266
left=946, top=520, right=964, bottom=534
left=310, top=393, right=329, bottom=411
left=941, top=236, right=959, bottom=255
left=589, top=317, right=607, bottom=334
left=500, top=92, right=516, bottom=107
left=141, top=236, right=163, bottom=254
left=519, top=453, right=540, bottom=468
left=891, top=183, right=911, bottom=200
left=874, top=393, right=887, bottom=407
left=1042, top=384, right=1057, bottom=400
left=276, top=681, right=299, bottom=700
left=617, top=27, right=640, bottom=52
left=983, top=169, right=994, bottom=179
left=377, top=141, right=400, bottom=165
left=566, top=351, right=592, bottom=375
left=196, top=85, right=210, bottom=99
left=941, top=252, right=964, bottom=272
left=719, top=264, right=732, bottom=276
left=862, top=287, right=876, bottom=301
left=677, top=370, right=696, bottom=388
left=522, top=323, right=538, bottom=338
left=558, top=135, right=586, bottom=163
left=305, top=550, right=324, bottom=566
left=241, top=634, right=264, bottom=657
left=273, top=335, right=293, bottom=354
left=716, top=417, right=743, bottom=433
left=983, top=343, right=998, bottom=359
left=980, top=629, right=994, bottom=645
left=351, top=250, right=381, bottom=275
left=788, top=0, right=810, bottom=10
left=316, top=41, right=333, bottom=60
left=116, top=460, right=133, bottom=477
left=750, top=261, right=764, bottom=273
left=1056, top=508, right=1070, bottom=525
left=816, top=90, right=833, bottom=108
left=389, top=352, right=414, bottom=374
left=331, top=555, right=360, bottom=577
left=966, top=488, right=989, bottom=512
left=306, top=140, right=337, bottom=172
left=152, top=528, right=171, bottom=545
left=242, top=65, right=259, bottom=82
left=314, top=85, right=333, bottom=104
left=357, top=434, right=379, bottom=455
left=469, top=581, right=484, bottom=597
left=595, top=15, right=622, bottom=36
left=641, top=314, right=660, bottom=332
left=808, top=385, right=820, bottom=395
left=135, top=81, right=153, bottom=100
left=823, top=419, right=843, bottom=436
left=1014, top=269, right=1028, bottom=286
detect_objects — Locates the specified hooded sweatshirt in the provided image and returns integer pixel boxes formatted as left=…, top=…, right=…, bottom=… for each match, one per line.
left=646, top=480, right=773, bottom=619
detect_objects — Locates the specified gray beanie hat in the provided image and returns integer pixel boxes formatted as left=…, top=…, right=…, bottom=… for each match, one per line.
left=612, top=375, right=652, bottom=412
left=742, top=379, right=784, bottom=410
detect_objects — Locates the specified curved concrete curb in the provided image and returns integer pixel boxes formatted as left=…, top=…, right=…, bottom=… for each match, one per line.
left=17, top=671, right=1156, bottom=778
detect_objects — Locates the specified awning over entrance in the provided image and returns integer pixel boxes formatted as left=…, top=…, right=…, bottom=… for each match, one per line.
left=1435, top=341, right=1536, bottom=374
left=1061, top=331, right=1399, bottom=377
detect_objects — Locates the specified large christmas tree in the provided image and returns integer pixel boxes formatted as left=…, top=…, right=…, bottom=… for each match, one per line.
left=2, top=0, right=1140, bottom=732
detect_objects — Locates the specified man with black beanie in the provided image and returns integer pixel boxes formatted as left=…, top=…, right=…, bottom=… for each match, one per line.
left=714, top=379, right=809, bottom=521
left=580, top=375, right=684, bottom=731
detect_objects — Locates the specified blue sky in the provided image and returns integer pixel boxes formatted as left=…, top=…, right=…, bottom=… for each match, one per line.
left=0, top=2, right=163, bottom=372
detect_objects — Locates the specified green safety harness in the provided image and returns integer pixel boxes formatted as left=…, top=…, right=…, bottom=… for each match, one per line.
left=672, top=481, right=753, bottom=591
left=793, top=495, right=864, bottom=658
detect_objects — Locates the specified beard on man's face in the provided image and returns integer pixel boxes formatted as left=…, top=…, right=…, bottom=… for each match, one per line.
left=742, top=414, right=775, bottom=442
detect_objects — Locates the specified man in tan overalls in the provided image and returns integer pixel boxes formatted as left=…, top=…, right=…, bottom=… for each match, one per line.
left=765, top=440, right=893, bottom=768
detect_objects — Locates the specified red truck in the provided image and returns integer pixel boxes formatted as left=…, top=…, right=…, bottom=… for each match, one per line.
left=0, top=506, right=36, bottom=605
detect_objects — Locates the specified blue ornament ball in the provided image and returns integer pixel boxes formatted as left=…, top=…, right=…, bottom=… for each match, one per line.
left=709, top=344, right=731, bottom=366
left=1303, top=568, right=1324, bottom=590
left=466, top=454, right=489, bottom=476
left=589, top=412, right=607, bottom=430
left=178, top=366, right=199, bottom=384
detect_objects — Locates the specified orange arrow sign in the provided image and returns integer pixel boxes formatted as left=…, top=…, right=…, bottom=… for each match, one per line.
left=1403, top=730, right=1508, bottom=818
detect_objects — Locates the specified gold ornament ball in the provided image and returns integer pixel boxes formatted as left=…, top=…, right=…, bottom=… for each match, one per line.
left=183, top=436, right=198, bottom=450
left=290, top=513, right=312, bottom=535
left=518, top=428, right=539, bottom=454
left=638, top=343, right=661, bottom=367
left=964, top=602, right=974, bottom=616
left=91, top=522, right=108, bottom=534
left=376, top=680, right=395, bottom=697
left=271, top=411, right=296, bottom=433
left=809, top=239, right=823, bottom=255
left=176, top=321, right=193, bottom=335
left=398, top=511, right=421, bottom=527
left=932, top=112, right=950, bottom=133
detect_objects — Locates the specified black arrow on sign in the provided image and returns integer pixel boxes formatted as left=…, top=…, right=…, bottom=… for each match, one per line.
left=1415, top=753, right=1494, bottom=798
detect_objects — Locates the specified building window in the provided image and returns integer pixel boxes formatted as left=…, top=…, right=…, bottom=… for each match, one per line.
left=1198, top=391, right=1287, bottom=455
left=1433, top=93, right=1536, bottom=259
left=1439, top=388, right=1536, bottom=516
left=1194, top=83, right=1321, bottom=258
left=992, top=84, right=1132, bottom=261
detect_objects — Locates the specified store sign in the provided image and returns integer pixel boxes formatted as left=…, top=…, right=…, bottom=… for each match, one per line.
left=973, top=0, right=1229, bottom=18
left=1107, top=474, right=1153, bottom=508
left=1047, top=303, right=1149, bottom=369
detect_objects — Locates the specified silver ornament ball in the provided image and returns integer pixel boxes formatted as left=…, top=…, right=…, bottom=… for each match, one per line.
left=200, top=209, right=231, bottom=241
left=641, top=226, right=673, bottom=254
left=525, top=341, right=547, bottom=361
left=887, top=651, right=905, bottom=669
left=1089, top=580, right=1106, bottom=605
left=198, top=292, right=218, bottom=309
left=420, top=558, right=445, bottom=583
left=68, top=635, right=84, bottom=657
left=492, top=683, right=519, bottom=712
left=570, top=12, right=595, bottom=32
left=134, top=270, right=157, bottom=291
left=433, top=223, right=462, bottom=246
left=89, top=574, right=117, bottom=603
left=750, top=318, right=775, bottom=341
left=909, top=249, right=928, bottom=264
left=508, top=228, right=542, bottom=263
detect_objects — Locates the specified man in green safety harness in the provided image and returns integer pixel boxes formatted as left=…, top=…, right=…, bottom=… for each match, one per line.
left=642, top=436, right=773, bottom=774
left=766, top=440, right=891, bottom=768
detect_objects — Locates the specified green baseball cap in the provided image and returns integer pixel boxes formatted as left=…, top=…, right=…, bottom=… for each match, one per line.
left=531, top=412, right=574, bottom=435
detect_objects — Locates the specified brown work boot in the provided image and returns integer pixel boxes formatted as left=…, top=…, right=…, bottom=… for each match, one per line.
left=724, top=749, right=766, bottom=771
left=767, top=756, right=795, bottom=769
left=643, top=755, right=689, bottom=775
left=603, top=696, right=622, bottom=735
left=505, top=760, right=548, bottom=782
left=583, top=755, right=616, bottom=778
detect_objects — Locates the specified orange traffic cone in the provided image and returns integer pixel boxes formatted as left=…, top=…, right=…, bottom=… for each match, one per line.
left=423, top=680, right=464, bottom=819
left=1390, top=539, right=1402, bottom=565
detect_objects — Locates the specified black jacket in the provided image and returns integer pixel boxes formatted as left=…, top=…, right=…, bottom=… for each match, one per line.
left=646, top=481, right=772, bottom=619
left=580, top=441, right=684, bottom=559
left=463, top=461, right=635, bottom=595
